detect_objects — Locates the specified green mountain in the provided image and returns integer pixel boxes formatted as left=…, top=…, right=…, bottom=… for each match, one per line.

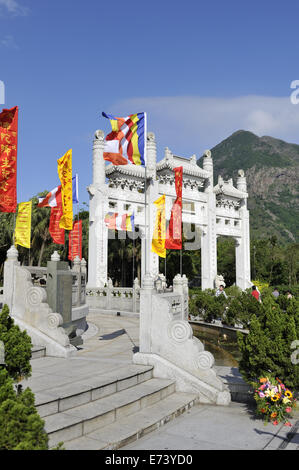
left=201, top=130, right=299, bottom=243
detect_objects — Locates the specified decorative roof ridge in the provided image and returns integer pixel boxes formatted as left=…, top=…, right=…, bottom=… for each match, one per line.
left=156, top=159, right=210, bottom=178
left=214, top=180, right=247, bottom=198
left=105, top=164, right=146, bottom=179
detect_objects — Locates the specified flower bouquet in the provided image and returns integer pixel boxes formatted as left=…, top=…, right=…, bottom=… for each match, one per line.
left=254, top=377, right=296, bottom=426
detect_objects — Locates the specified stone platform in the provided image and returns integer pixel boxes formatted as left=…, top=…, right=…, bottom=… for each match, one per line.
left=21, top=312, right=299, bottom=450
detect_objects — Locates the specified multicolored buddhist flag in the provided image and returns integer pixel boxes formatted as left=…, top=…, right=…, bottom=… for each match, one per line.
left=68, top=219, right=82, bottom=260
left=14, top=201, right=32, bottom=249
left=104, top=212, right=134, bottom=232
left=57, top=149, right=73, bottom=230
left=165, top=167, right=183, bottom=250
left=49, top=206, right=65, bottom=245
left=38, top=176, right=78, bottom=208
left=0, top=106, right=18, bottom=213
left=38, top=185, right=62, bottom=208
left=102, top=112, right=146, bottom=166
left=151, top=195, right=166, bottom=258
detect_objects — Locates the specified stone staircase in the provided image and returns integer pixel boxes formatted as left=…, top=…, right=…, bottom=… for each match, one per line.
left=34, top=365, right=198, bottom=450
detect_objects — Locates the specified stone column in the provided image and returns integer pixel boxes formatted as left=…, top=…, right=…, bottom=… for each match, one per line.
left=201, top=151, right=217, bottom=290
left=3, top=245, right=20, bottom=312
left=141, top=132, right=159, bottom=281
left=87, top=130, right=108, bottom=288
left=139, top=273, right=155, bottom=353
left=235, top=171, right=251, bottom=290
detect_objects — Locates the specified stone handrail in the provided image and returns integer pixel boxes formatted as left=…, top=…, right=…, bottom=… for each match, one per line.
left=86, top=286, right=140, bottom=312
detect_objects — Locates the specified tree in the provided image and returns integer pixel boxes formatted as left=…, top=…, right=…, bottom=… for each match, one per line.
left=237, top=295, right=299, bottom=389
left=0, top=369, right=48, bottom=450
left=0, top=305, right=32, bottom=381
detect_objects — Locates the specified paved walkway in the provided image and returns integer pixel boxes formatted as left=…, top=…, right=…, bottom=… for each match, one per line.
left=22, top=312, right=299, bottom=450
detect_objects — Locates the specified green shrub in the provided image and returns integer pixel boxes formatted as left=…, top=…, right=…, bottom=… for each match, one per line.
left=0, top=304, right=32, bottom=381
left=194, top=290, right=228, bottom=323
left=237, top=295, right=299, bottom=390
left=225, top=291, right=263, bottom=327
left=0, top=368, right=48, bottom=450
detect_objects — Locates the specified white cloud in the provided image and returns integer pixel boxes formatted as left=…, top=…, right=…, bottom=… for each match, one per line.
left=0, top=0, right=28, bottom=16
left=107, top=95, right=299, bottom=159
left=0, top=34, right=19, bottom=49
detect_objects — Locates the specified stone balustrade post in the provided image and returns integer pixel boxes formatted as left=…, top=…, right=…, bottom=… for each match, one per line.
left=3, top=245, right=20, bottom=312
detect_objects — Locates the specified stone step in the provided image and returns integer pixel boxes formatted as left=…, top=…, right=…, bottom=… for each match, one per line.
left=31, top=345, right=46, bottom=360
left=64, top=391, right=199, bottom=450
left=45, top=377, right=176, bottom=448
left=35, top=365, right=153, bottom=418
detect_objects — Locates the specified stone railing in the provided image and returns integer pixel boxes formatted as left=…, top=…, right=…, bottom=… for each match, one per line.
left=24, top=259, right=87, bottom=309
left=133, top=272, right=231, bottom=406
left=86, top=284, right=140, bottom=313
left=2, top=248, right=89, bottom=357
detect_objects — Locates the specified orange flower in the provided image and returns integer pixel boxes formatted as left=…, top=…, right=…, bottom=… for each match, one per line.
left=260, top=378, right=268, bottom=384
left=271, top=412, right=277, bottom=419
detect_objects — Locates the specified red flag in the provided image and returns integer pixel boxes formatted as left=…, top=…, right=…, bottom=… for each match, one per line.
left=68, top=220, right=82, bottom=260
left=165, top=166, right=183, bottom=250
left=49, top=206, right=65, bottom=245
left=0, top=106, right=18, bottom=212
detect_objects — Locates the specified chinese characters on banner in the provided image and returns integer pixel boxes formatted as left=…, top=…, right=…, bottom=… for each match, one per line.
left=165, top=166, right=183, bottom=250
left=0, top=106, right=18, bottom=212
left=151, top=194, right=166, bottom=258
left=57, top=149, right=73, bottom=230
left=14, top=201, right=32, bottom=249
left=49, top=206, right=65, bottom=245
left=68, top=220, right=82, bottom=260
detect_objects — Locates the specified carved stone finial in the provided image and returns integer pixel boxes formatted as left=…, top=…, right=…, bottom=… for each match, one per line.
left=74, top=256, right=81, bottom=266
left=164, top=147, right=173, bottom=160
left=190, top=154, right=197, bottom=165
left=238, top=169, right=245, bottom=177
left=147, top=132, right=156, bottom=142
left=218, top=175, right=224, bottom=187
left=203, top=149, right=212, bottom=158
left=94, top=129, right=105, bottom=141
left=7, top=245, right=18, bottom=260
left=51, top=251, right=60, bottom=262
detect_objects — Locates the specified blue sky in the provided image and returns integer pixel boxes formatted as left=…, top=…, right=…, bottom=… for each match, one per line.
left=1, top=0, right=299, bottom=205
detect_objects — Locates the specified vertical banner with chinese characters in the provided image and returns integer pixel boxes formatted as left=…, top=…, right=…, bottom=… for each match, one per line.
left=0, top=106, right=18, bottom=212
left=57, top=149, right=73, bottom=230
left=151, top=195, right=166, bottom=259
left=68, top=219, right=82, bottom=260
left=165, top=166, right=183, bottom=250
left=49, top=206, right=65, bottom=245
left=14, top=201, right=32, bottom=249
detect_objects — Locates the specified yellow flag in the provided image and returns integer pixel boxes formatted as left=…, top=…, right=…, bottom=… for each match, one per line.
left=151, top=195, right=166, bottom=258
left=14, top=201, right=32, bottom=249
left=57, top=149, right=73, bottom=230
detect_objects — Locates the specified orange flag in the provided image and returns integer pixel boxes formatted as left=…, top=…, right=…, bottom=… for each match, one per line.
left=49, top=206, right=65, bottom=245
left=68, top=220, right=82, bottom=260
left=0, top=106, right=18, bottom=212
left=165, top=166, right=183, bottom=250
left=57, top=149, right=73, bottom=230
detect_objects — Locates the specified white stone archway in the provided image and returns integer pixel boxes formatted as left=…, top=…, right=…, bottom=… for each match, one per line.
left=87, top=131, right=251, bottom=291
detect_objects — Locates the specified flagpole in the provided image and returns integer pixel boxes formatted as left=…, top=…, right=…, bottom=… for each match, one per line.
left=132, top=232, right=135, bottom=286
left=165, top=252, right=167, bottom=283
left=180, top=247, right=182, bottom=277
left=77, top=203, right=80, bottom=259
left=144, top=112, right=148, bottom=278
left=12, top=211, right=16, bottom=245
